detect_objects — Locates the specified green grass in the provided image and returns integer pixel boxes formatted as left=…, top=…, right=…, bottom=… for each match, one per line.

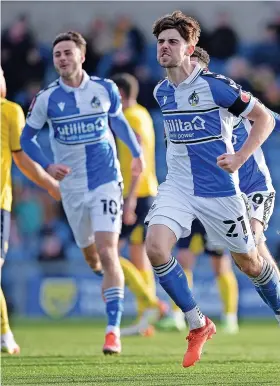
left=1, top=320, right=280, bottom=385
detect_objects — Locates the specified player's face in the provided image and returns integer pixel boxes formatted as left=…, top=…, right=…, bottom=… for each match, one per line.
left=53, top=41, right=85, bottom=79
left=157, top=29, right=189, bottom=68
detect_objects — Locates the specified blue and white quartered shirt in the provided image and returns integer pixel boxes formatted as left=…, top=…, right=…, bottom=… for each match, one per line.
left=21, top=71, right=141, bottom=193
left=155, top=64, right=256, bottom=198
left=232, top=113, right=278, bottom=195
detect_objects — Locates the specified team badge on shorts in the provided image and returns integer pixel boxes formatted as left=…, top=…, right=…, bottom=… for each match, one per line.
left=188, top=91, right=199, bottom=106
left=91, top=96, right=101, bottom=109
left=252, top=193, right=264, bottom=211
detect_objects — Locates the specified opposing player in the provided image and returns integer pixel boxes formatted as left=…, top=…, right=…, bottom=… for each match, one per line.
left=20, top=31, right=144, bottom=355
left=144, top=11, right=280, bottom=368
left=0, top=66, right=60, bottom=354
left=112, top=73, right=166, bottom=335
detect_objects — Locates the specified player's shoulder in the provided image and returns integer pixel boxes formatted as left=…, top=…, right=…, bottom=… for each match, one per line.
left=90, top=76, right=117, bottom=89
left=1, top=98, right=20, bottom=109
left=127, top=103, right=149, bottom=116
left=153, top=78, right=169, bottom=101
left=1, top=98, right=23, bottom=115
left=125, top=104, right=148, bottom=123
left=35, top=79, right=60, bottom=101
left=154, top=77, right=168, bottom=92
left=200, top=69, right=240, bottom=90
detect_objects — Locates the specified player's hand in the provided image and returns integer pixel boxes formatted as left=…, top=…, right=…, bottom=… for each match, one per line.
left=47, top=181, right=61, bottom=201
left=47, top=164, right=71, bottom=181
left=123, top=197, right=137, bottom=225
left=217, top=153, right=244, bottom=173
left=131, top=154, right=145, bottom=178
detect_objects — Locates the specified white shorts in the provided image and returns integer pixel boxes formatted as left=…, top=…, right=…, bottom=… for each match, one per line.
left=247, top=190, right=275, bottom=244
left=145, top=181, right=256, bottom=254
left=61, top=181, right=123, bottom=248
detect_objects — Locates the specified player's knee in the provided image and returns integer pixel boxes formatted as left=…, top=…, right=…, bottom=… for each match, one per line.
left=145, top=236, right=167, bottom=266
left=97, top=245, right=119, bottom=270
left=0, top=257, right=4, bottom=269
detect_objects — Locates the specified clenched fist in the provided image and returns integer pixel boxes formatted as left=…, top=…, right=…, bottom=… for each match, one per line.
left=217, top=153, right=244, bottom=173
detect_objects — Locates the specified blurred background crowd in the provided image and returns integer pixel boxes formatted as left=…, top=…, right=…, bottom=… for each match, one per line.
left=1, top=2, right=280, bottom=317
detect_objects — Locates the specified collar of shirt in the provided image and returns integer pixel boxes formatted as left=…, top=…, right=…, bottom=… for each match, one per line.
left=167, top=63, right=202, bottom=88
left=59, top=70, right=90, bottom=92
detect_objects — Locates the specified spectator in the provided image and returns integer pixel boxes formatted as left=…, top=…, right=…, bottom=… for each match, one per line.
left=83, top=17, right=112, bottom=75
left=109, top=15, right=146, bottom=76
left=267, top=12, right=280, bottom=45
left=13, top=185, right=44, bottom=239
left=208, top=12, right=238, bottom=59
left=1, top=14, right=46, bottom=99
left=14, top=80, right=41, bottom=116
left=225, top=57, right=254, bottom=92
left=250, top=65, right=278, bottom=102
left=37, top=227, right=66, bottom=262
left=250, top=25, right=280, bottom=74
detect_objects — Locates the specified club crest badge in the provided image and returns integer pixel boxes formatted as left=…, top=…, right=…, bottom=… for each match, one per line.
left=188, top=91, right=199, bottom=106
left=91, top=96, right=101, bottom=109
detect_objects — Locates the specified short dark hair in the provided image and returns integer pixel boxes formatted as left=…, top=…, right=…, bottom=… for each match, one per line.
left=192, top=46, right=210, bottom=67
left=153, top=11, right=200, bottom=45
left=111, top=73, right=139, bottom=100
left=52, top=31, right=87, bottom=54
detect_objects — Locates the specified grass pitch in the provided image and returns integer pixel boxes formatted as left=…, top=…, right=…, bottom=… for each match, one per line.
left=1, top=320, right=280, bottom=385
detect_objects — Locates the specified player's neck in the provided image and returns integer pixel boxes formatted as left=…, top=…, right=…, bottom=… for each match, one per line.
left=62, top=69, right=84, bottom=88
left=123, top=99, right=136, bottom=110
left=166, top=61, right=196, bottom=87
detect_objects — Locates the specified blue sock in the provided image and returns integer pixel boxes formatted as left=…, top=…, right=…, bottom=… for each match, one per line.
left=103, top=287, right=124, bottom=333
left=153, top=256, right=197, bottom=312
left=251, top=259, right=280, bottom=315
left=254, top=285, right=270, bottom=306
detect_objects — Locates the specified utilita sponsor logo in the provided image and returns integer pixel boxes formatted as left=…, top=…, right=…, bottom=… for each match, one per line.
left=56, top=118, right=105, bottom=136
left=165, top=116, right=206, bottom=132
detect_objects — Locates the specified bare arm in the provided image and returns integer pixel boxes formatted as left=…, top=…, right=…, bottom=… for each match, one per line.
left=236, top=101, right=275, bottom=164
left=217, top=101, right=275, bottom=173
left=12, top=151, right=61, bottom=201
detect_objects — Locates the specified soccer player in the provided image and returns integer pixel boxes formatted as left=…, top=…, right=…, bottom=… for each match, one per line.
left=191, top=47, right=280, bottom=277
left=20, top=31, right=144, bottom=355
left=144, top=11, right=280, bottom=368
left=0, top=66, right=60, bottom=354
left=159, top=45, right=280, bottom=334
left=112, top=73, right=166, bottom=335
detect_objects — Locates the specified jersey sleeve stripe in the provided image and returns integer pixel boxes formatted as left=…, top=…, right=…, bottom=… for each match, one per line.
left=109, top=105, right=122, bottom=117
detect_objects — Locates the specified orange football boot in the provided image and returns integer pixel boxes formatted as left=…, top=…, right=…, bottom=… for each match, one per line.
left=182, top=317, right=216, bottom=367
